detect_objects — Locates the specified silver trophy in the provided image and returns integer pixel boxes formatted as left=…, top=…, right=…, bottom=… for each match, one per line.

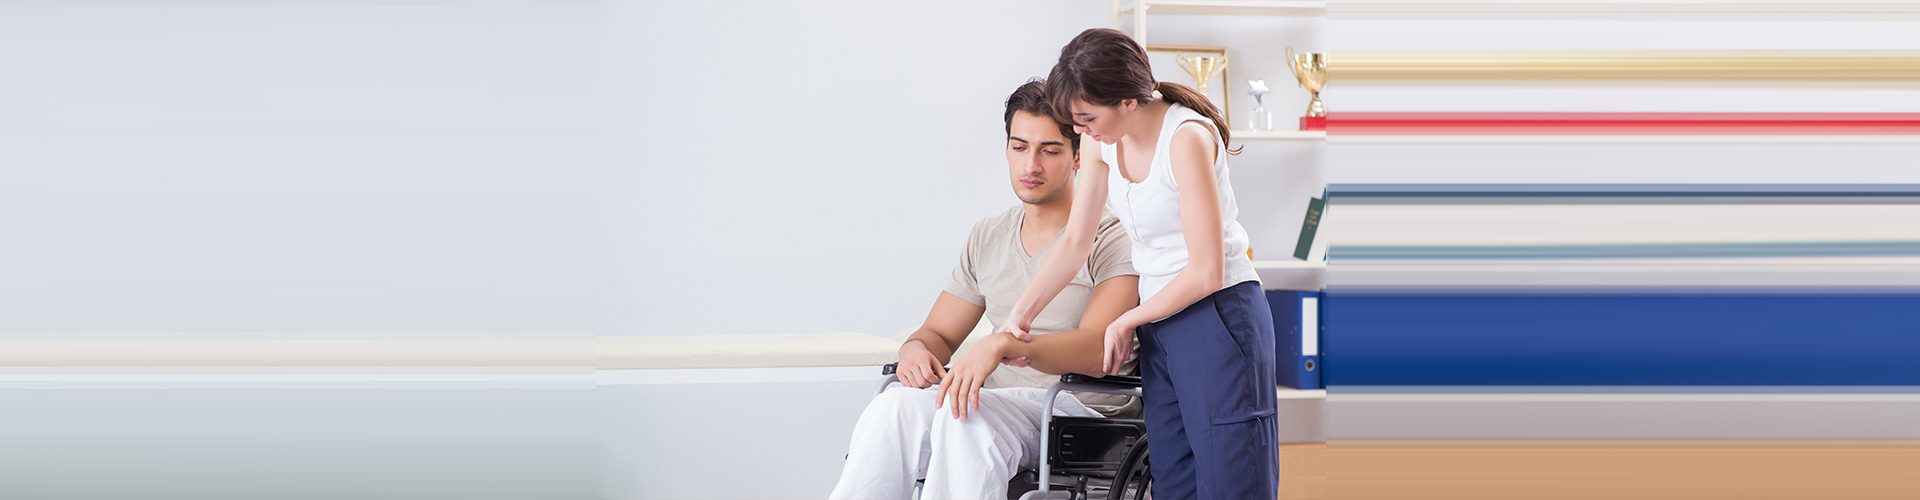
left=1247, top=79, right=1274, bottom=132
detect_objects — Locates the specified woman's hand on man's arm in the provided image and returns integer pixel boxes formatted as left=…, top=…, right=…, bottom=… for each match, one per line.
left=997, top=275, right=1140, bottom=377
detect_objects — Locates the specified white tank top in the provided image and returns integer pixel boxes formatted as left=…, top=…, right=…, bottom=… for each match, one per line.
left=1100, top=101, right=1261, bottom=302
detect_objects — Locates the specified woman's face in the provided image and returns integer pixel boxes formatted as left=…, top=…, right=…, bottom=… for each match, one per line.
left=1068, top=98, right=1132, bottom=145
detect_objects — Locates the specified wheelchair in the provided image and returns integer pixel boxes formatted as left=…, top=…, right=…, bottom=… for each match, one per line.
left=875, top=363, right=1153, bottom=500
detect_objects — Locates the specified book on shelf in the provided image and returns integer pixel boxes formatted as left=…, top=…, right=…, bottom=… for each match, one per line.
left=1292, top=196, right=1324, bottom=260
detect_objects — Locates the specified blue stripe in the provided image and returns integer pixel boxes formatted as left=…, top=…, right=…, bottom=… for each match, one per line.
left=1321, top=290, right=1920, bottom=386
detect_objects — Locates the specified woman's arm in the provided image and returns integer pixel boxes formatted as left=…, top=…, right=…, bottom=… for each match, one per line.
left=996, top=134, right=1111, bottom=337
left=1107, top=124, right=1225, bottom=355
left=994, top=275, right=1139, bottom=376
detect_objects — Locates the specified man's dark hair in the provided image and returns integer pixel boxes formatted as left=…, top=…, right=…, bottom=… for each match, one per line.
left=1004, top=79, right=1080, bottom=151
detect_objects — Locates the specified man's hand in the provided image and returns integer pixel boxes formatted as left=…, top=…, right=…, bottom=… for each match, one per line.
left=1102, top=318, right=1137, bottom=376
left=935, top=332, right=1014, bottom=421
left=896, top=339, right=947, bottom=389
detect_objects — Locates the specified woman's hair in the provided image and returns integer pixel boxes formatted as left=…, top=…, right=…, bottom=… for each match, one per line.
left=1004, top=79, right=1079, bottom=152
left=1045, top=28, right=1239, bottom=155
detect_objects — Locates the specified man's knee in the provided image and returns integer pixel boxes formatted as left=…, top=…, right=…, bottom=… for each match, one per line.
left=926, top=391, right=1037, bottom=470
left=870, top=385, right=937, bottom=413
left=927, top=390, right=1031, bottom=430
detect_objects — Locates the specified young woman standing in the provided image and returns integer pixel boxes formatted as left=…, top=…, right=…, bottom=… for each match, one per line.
left=994, top=28, right=1277, bottom=499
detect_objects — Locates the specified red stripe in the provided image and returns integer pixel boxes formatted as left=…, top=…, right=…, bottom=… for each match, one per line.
left=1327, top=112, right=1920, bottom=134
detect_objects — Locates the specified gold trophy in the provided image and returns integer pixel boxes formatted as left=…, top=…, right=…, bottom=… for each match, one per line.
left=1286, top=47, right=1327, bottom=131
left=1175, top=54, right=1229, bottom=95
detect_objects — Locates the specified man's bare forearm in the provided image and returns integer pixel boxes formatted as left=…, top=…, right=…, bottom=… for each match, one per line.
left=997, top=328, right=1107, bottom=377
left=902, top=328, right=959, bottom=365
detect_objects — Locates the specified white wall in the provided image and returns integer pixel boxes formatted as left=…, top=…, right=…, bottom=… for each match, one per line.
left=0, top=0, right=1323, bottom=337
left=0, top=2, right=614, bottom=333
left=613, top=0, right=1099, bottom=336
left=613, top=1, right=1321, bottom=335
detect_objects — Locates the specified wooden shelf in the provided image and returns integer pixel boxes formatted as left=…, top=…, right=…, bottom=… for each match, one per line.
left=1278, top=387, right=1328, bottom=399
left=1254, top=259, right=1327, bottom=291
left=1117, top=0, right=1328, bottom=17
left=1111, top=0, right=1324, bottom=45
left=1253, top=259, right=1326, bottom=270
left=1237, top=129, right=1326, bottom=141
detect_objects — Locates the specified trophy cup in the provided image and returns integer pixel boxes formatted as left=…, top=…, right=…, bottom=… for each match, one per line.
left=1175, top=54, right=1228, bottom=95
left=1286, top=47, right=1327, bottom=131
left=1248, top=79, right=1274, bottom=132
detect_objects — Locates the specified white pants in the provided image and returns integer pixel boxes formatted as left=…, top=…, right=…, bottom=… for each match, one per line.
left=828, top=385, right=1103, bottom=500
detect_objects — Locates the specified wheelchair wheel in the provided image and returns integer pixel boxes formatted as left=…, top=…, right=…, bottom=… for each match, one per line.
left=1107, top=439, right=1150, bottom=500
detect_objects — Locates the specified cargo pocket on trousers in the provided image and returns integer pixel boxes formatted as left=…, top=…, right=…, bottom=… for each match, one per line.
left=1202, top=412, right=1280, bottom=498
left=1208, top=408, right=1275, bottom=426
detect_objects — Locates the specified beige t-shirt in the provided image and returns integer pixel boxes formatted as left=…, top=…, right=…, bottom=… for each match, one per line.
left=944, top=205, right=1141, bottom=418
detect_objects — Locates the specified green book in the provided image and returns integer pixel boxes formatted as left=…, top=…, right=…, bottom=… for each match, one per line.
left=1293, top=197, right=1325, bottom=260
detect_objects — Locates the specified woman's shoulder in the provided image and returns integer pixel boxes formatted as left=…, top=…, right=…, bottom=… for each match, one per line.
left=1170, top=121, right=1216, bottom=149
left=1161, top=115, right=1221, bottom=188
left=1161, top=100, right=1207, bottom=123
left=1156, top=103, right=1214, bottom=144
left=1164, top=117, right=1218, bottom=165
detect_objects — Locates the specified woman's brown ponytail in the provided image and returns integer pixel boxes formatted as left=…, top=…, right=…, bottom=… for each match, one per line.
left=1045, top=28, right=1240, bottom=155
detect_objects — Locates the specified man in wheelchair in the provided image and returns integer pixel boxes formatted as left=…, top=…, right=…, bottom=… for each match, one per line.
left=828, top=80, right=1143, bottom=500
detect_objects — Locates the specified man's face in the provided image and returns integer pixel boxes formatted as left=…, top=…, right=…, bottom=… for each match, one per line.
left=1007, top=111, right=1077, bottom=206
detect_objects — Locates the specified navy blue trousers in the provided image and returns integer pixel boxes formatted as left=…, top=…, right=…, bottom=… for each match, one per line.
left=1137, top=280, right=1279, bottom=499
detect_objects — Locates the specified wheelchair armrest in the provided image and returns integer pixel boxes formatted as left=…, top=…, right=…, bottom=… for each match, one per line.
left=1060, top=373, right=1142, bottom=388
left=1049, top=378, right=1143, bottom=400
left=881, top=362, right=951, bottom=376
